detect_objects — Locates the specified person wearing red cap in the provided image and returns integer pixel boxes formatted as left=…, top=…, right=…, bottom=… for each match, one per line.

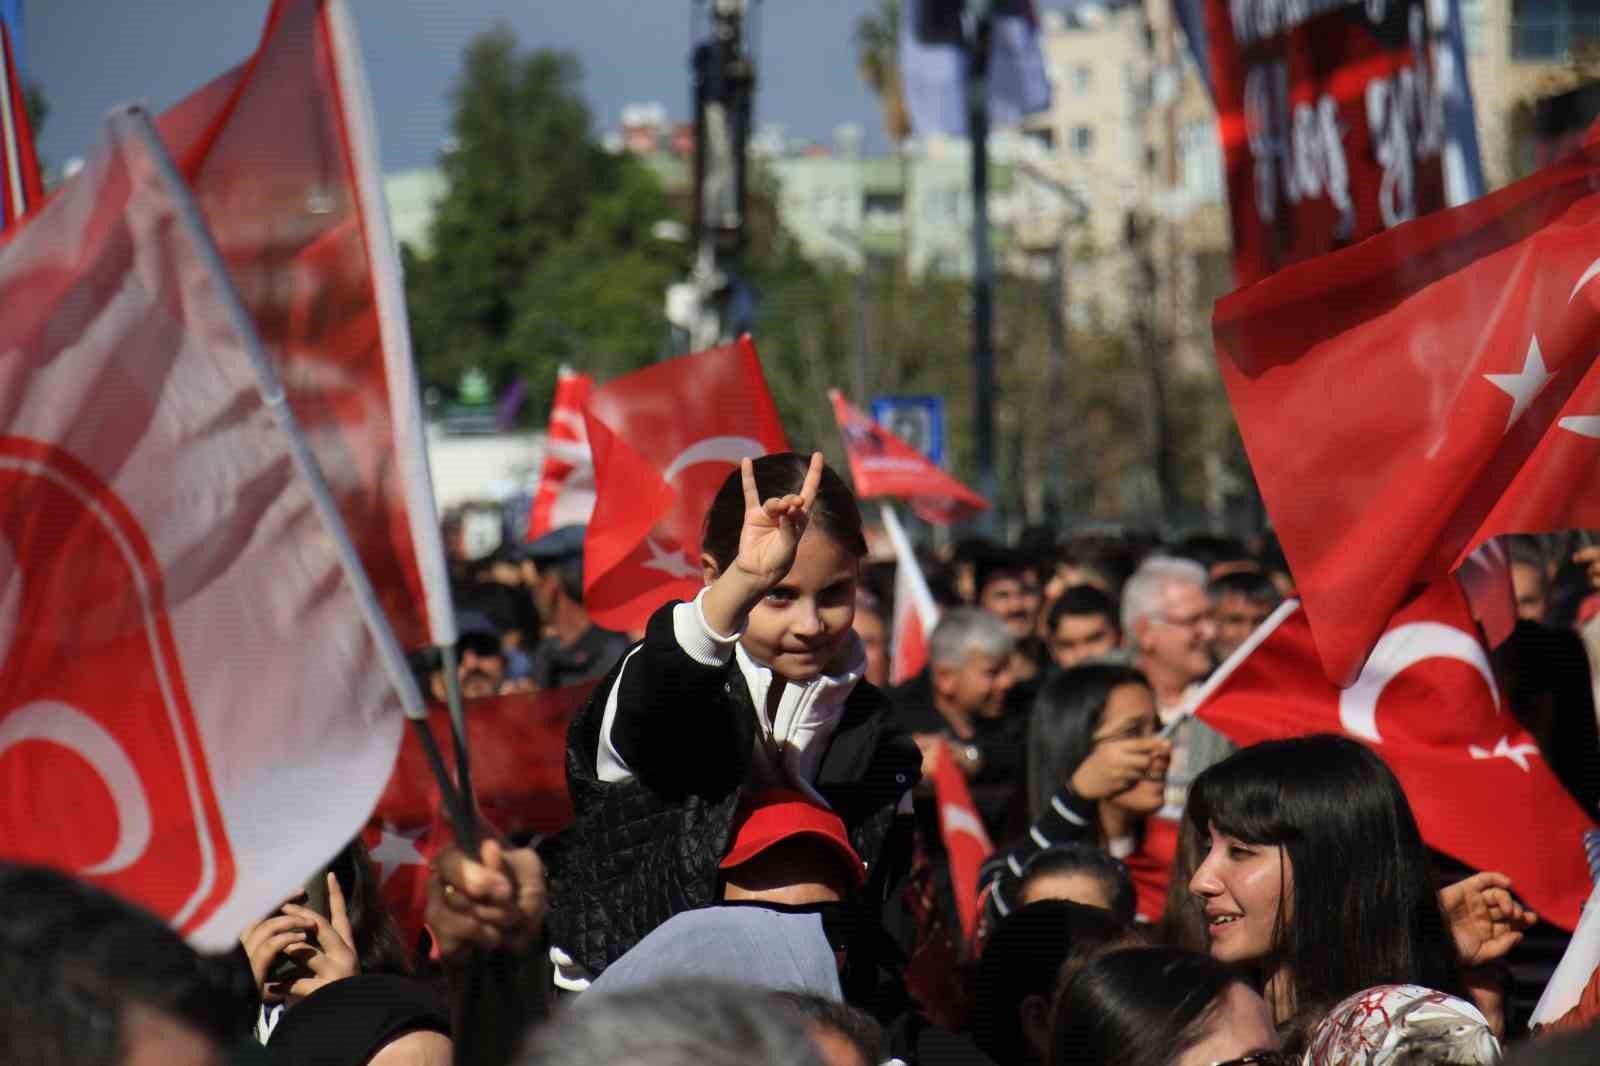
left=582, top=791, right=866, bottom=1001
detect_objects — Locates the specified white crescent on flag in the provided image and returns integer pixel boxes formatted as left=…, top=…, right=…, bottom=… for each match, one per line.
left=1337, top=621, right=1499, bottom=744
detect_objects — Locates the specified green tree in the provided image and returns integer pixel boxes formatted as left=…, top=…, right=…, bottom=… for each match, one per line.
left=855, top=0, right=909, bottom=147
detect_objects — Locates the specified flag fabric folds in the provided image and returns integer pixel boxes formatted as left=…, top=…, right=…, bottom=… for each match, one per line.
left=528, top=367, right=596, bottom=540
left=831, top=389, right=988, bottom=524
left=0, top=1, right=41, bottom=237
left=1192, top=581, right=1596, bottom=930
left=0, top=109, right=403, bottom=949
left=1214, top=131, right=1600, bottom=685
left=155, top=0, right=453, bottom=654
left=581, top=336, right=788, bottom=633
left=928, top=739, right=993, bottom=943
left=880, top=504, right=941, bottom=686
left=899, top=0, right=1051, bottom=139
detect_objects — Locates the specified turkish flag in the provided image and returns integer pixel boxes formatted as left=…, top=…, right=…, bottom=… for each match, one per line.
left=153, top=0, right=451, bottom=653
left=0, top=111, right=402, bottom=948
left=879, top=503, right=941, bottom=686
left=929, top=739, right=995, bottom=943
left=582, top=336, right=788, bottom=632
left=1193, top=580, right=1597, bottom=930
left=829, top=390, right=988, bottom=524
left=1215, top=128, right=1600, bottom=685
left=0, top=13, right=42, bottom=237
left=367, top=684, right=591, bottom=944
left=527, top=367, right=596, bottom=540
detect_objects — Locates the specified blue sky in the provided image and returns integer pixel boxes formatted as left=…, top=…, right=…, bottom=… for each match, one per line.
left=26, top=0, right=891, bottom=174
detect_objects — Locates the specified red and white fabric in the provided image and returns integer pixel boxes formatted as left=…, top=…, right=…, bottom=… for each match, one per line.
left=527, top=366, right=596, bottom=540
left=879, top=503, right=941, bottom=686
left=830, top=389, right=988, bottom=525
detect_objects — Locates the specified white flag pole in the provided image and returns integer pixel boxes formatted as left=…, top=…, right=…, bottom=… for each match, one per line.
left=879, top=502, right=940, bottom=633
left=123, top=105, right=475, bottom=841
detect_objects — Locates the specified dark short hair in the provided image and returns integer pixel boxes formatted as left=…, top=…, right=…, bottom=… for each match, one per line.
left=1210, top=568, right=1281, bottom=607
left=973, top=546, right=1028, bottom=600
left=1027, top=662, right=1150, bottom=820
left=774, top=991, right=885, bottom=1065
left=0, top=863, right=250, bottom=1065
left=1046, top=584, right=1119, bottom=633
left=1174, top=534, right=1251, bottom=572
left=701, top=453, right=865, bottom=573
left=1050, top=947, right=1241, bottom=1066
left=1018, top=844, right=1137, bottom=925
left=1186, top=736, right=1464, bottom=1041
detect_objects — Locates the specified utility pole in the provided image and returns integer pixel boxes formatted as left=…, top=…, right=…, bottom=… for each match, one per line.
left=683, top=0, right=754, bottom=353
left=966, top=1, right=998, bottom=533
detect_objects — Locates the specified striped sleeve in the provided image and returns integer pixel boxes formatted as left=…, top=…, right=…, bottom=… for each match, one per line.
left=978, top=783, right=1098, bottom=922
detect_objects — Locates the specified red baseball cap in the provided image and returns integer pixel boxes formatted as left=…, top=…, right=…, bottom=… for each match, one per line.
left=719, top=789, right=867, bottom=890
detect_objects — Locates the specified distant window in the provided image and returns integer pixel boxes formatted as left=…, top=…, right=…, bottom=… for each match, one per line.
left=1073, top=64, right=1093, bottom=93
left=1071, top=126, right=1094, bottom=156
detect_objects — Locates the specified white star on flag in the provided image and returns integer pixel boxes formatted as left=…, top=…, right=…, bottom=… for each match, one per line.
left=369, top=822, right=428, bottom=886
left=642, top=536, right=700, bottom=580
left=1484, top=336, right=1556, bottom=432
left=1559, top=415, right=1600, bottom=438
left=1468, top=736, right=1540, bottom=773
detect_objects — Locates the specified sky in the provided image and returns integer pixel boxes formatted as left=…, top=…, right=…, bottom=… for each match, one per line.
left=24, top=0, right=890, bottom=175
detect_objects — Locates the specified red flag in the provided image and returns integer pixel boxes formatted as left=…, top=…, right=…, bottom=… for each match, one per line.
left=0, top=110, right=403, bottom=947
left=1214, top=131, right=1600, bottom=685
left=929, top=740, right=994, bottom=943
left=154, top=0, right=453, bottom=653
left=527, top=367, right=596, bottom=540
left=0, top=14, right=41, bottom=237
left=582, top=336, right=788, bottom=632
left=1193, top=581, right=1596, bottom=930
left=830, top=390, right=988, bottom=525
left=879, top=503, right=941, bottom=685
left=367, top=685, right=591, bottom=943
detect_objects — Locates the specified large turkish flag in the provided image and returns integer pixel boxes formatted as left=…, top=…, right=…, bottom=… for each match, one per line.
left=1193, top=580, right=1596, bottom=930
left=581, top=336, right=788, bottom=633
left=1215, top=129, right=1600, bottom=686
left=829, top=389, right=988, bottom=525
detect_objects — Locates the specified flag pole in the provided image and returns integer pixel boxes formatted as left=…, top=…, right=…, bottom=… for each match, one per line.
left=323, top=0, right=477, bottom=825
left=966, top=1, right=998, bottom=535
left=122, top=105, right=477, bottom=847
left=879, top=502, right=939, bottom=633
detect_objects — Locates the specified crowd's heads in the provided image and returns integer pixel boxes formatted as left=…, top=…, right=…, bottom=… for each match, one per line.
left=1185, top=736, right=1462, bottom=1026
left=0, top=862, right=247, bottom=1066
left=1016, top=844, right=1137, bottom=923
left=975, top=546, right=1038, bottom=639
left=515, top=980, right=825, bottom=1066
left=449, top=608, right=509, bottom=699
left=774, top=992, right=885, bottom=1066
left=1121, top=556, right=1214, bottom=693
left=719, top=790, right=866, bottom=905
left=701, top=453, right=866, bottom=573
left=524, top=524, right=589, bottom=614
left=1208, top=569, right=1282, bottom=663
left=264, top=974, right=451, bottom=1066
left=1046, top=584, right=1122, bottom=670
left=851, top=588, right=889, bottom=688
left=1050, top=946, right=1279, bottom=1066
left=1506, top=537, right=1551, bottom=624
left=928, top=607, right=1015, bottom=720
left=1026, top=662, right=1158, bottom=822
left=974, top=900, right=1140, bottom=1066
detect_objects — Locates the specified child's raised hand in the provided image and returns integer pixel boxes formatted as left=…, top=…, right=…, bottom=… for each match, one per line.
left=731, top=452, right=824, bottom=590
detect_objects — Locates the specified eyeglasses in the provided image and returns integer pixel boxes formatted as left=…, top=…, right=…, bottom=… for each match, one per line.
left=1210, top=1053, right=1294, bottom=1066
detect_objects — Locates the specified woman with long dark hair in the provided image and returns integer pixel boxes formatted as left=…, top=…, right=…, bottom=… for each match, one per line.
left=979, top=663, right=1172, bottom=924
left=1184, top=735, right=1479, bottom=1052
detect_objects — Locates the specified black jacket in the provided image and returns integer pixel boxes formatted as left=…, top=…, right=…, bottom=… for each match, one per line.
left=543, top=600, right=922, bottom=978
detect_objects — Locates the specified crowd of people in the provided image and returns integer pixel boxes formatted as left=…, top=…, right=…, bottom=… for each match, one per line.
left=10, top=452, right=1600, bottom=1066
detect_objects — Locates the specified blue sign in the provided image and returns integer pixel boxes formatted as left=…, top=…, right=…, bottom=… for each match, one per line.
left=870, top=395, right=944, bottom=466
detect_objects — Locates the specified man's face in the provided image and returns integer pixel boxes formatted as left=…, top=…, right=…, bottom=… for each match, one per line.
left=531, top=566, right=561, bottom=619
left=1211, top=591, right=1274, bottom=662
left=936, top=649, right=1013, bottom=720
left=1137, top=580, right=1215, bottom=689
left=1049, top=611, right=1119, bottom=670
left=980, top=573, right=1032, bottom=639
left=852, top=607, right=889, bottom=688
left=1511, top=561, right=1549, bottom=623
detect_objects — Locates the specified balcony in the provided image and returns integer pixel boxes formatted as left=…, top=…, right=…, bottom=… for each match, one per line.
left=1511, top=17, right=1600, bottom=61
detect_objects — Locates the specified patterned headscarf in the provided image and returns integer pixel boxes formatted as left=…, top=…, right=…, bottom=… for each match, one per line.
left=1302, top=984, right=1501, bottom=1065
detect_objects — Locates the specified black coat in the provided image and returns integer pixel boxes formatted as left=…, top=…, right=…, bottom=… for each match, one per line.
left=542, top=601, right=923, bottom=978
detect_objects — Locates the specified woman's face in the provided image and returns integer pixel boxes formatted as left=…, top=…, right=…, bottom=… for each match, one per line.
left=1188, top=823, right=1291, bottom=966
left=738, top=529, right=859, bottom=683
left=1096, top=683, right=1167, bottom=815
left=1172, top=982, right=1280, bottom=1066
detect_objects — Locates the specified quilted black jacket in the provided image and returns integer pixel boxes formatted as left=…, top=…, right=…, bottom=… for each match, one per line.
left=542, top=600, right=922, bottom=978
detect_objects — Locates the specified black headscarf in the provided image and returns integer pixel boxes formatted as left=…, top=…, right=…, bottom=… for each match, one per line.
left=265, top=975, right=450, bottom=1066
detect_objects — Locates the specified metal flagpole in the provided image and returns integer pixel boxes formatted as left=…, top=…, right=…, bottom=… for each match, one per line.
left=124, top=105, right=476, bottom=846
left=966, top=1, right=998, bottom=534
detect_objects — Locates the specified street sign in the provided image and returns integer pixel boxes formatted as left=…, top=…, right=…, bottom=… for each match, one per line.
left=871, top=395, right=945, bottom=466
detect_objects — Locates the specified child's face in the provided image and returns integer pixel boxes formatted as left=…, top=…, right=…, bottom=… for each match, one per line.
left=740, top=529, right=859, bottom=682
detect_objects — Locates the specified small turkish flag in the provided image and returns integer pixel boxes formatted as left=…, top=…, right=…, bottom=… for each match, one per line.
left=0, top=13, right=42, bottom=238
left=527, top=367, right=595, bottom=541
left=1192, top=580, right=1597, bottom=930
left=829, top=390, right=988, bottom=524
left=929, top=739, right=994, bottom=943
left=1214, top=129, right=1600, bottom=685
left=879, top=503, right=941, bottom=686
left=581, top=336, right=788, bottom=633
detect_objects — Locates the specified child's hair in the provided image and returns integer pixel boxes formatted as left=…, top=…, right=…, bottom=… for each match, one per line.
left=701, top=453, right=867, bottom=573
